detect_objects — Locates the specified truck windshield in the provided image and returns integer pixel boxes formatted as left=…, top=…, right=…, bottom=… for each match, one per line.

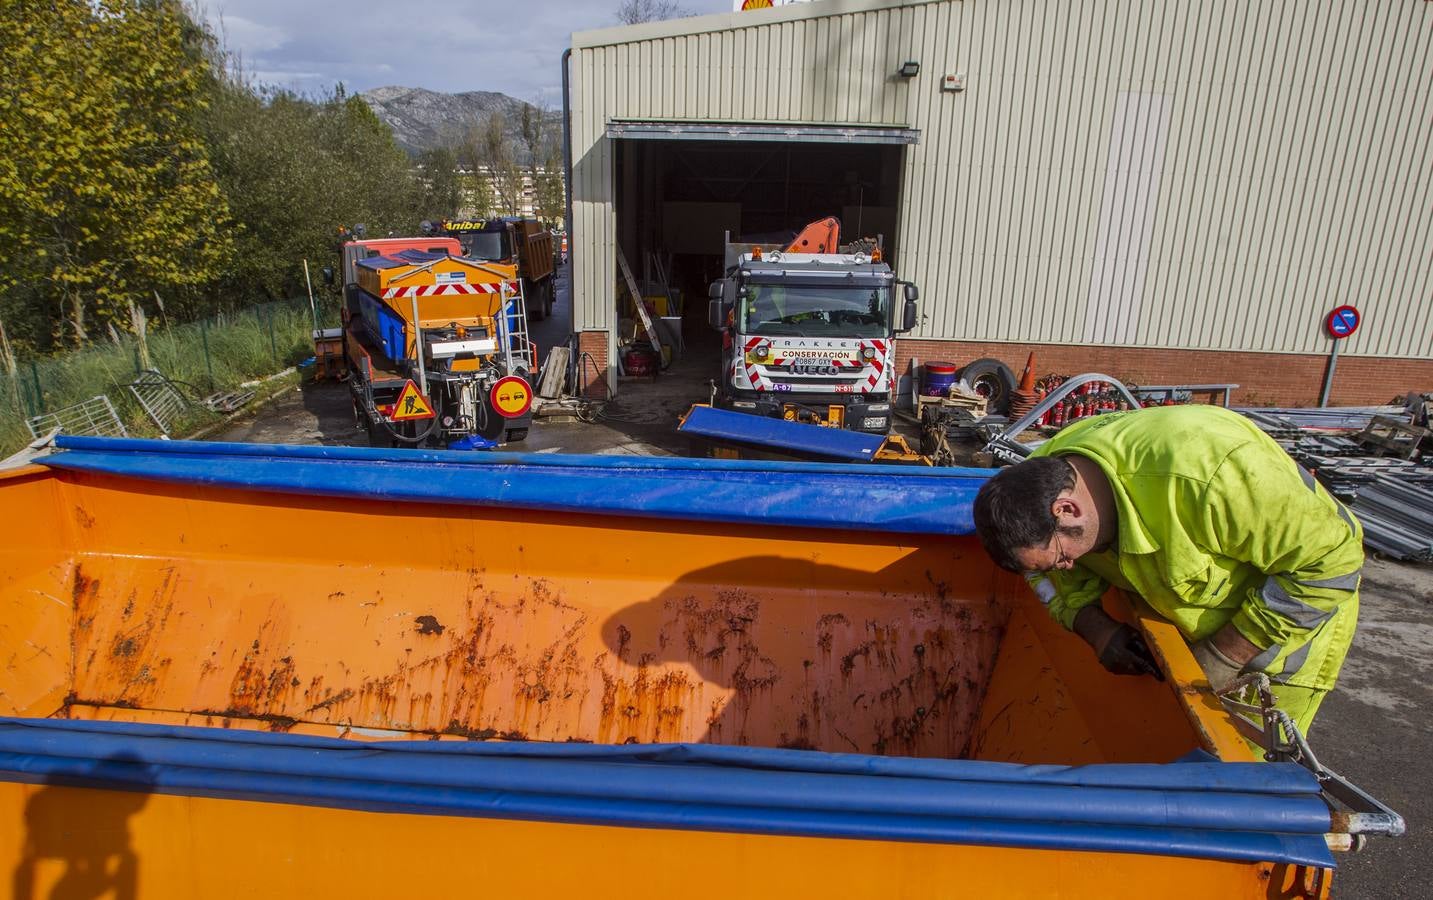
left=466, top=231, right=509, bottom=261
left=740, top=283, right=891, bottom=337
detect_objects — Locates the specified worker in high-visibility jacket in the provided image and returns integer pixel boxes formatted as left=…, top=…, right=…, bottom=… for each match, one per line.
left=973, top=404, right=1361, bottom=735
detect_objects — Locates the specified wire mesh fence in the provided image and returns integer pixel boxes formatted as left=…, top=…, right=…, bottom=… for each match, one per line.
left=1, top=296, right=341, bottom=457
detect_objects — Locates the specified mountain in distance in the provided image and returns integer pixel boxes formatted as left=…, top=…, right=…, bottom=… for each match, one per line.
left=360, top=86, right=558, bottom=160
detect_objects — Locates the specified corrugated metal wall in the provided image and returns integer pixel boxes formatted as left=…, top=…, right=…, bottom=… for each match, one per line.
left=573, top=0, right=1432, bottom=358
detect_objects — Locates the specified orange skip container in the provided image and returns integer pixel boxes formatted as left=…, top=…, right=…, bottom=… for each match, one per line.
left=0, top=437, right=1347, bottom=899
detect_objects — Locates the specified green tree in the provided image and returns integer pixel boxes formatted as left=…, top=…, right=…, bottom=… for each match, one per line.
left=534, top=141, right=567, bottom=226
left=521, top=102, right=566, bottom=225
left=457, top=168, right=495, bottom=218
left=463, top=111, right=523, bottom=216
left=0, top=0, right=233, bottom=349
left=203, top=83, right=426, bottom=304
left=415, top=146, right=462, bottom=221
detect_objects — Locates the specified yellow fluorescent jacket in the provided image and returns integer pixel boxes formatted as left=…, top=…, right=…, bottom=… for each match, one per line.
left=1029, top=405, right=1362, bottom=691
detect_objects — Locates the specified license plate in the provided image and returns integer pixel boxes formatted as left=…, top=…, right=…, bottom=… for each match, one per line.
left=862, top=417, right=888, bottom=430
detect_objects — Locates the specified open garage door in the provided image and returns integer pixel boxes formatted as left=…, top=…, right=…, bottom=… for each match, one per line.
left=608, top=121, right=913, bottom=373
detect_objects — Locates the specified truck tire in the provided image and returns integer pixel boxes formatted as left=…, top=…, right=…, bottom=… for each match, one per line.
left=544, top=281, right=555, bottom=319
left=958, top=358, right=1017, bottom=416
left=530, top=282, right=548, bottom=321
left=505, top=428, right=529, bottom=443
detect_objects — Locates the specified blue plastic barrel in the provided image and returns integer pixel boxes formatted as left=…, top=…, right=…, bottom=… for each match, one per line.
left=923, top=362, right=959, bottom=397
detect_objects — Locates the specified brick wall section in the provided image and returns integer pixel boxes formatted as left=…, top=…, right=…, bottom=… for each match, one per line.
left=577, top=330, right=612, bottom=399
left=893, top=340, right=1433, bottom=407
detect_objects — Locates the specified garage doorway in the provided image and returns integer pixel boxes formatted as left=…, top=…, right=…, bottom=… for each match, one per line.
left=607, top=123, right=912, bottom=378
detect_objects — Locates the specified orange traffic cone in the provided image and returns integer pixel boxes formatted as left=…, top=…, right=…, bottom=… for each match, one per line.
left=1008, top=352, right=1041, bottom=421
left=1017, top=352, right=1037, bottom=393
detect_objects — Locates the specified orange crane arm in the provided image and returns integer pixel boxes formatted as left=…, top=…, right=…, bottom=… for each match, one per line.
left=785, top=217, right=841, bottom=254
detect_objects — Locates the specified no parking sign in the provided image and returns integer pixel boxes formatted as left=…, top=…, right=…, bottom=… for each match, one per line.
left=1325, top=305, right=1360, bottom=340
left=1319, top=304, right=1362, bottom=407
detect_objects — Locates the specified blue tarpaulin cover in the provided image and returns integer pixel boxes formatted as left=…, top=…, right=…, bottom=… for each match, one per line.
left=393, top=249, right=450, bottom=263
left=679, top=404, right=887, bottom=462
left=43, top=435, right=993, bottom=535
left=0, top=719, right=1334, bottom=867
left=354, top=255, right=411, bottom=270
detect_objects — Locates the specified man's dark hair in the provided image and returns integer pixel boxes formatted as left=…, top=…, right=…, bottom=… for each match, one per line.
left=973, top=457, right=1076, bottom=572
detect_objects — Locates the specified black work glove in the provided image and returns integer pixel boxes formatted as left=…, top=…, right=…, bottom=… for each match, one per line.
left=1095, top=624, right=1165, bottom=681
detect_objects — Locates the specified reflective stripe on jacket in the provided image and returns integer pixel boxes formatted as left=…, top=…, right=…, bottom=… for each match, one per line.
left=1029, top=405, right=1361, bottom=691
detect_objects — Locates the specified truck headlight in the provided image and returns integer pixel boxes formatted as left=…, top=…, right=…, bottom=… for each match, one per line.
left=861, top=346, right=877, bottom=361
left=753, top=343, right=770, bottom=361
left=733, top=401, right=757, bottom=409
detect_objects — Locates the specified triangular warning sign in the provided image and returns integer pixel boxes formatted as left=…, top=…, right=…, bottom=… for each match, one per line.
left=389, top=380, right=435, bottom=421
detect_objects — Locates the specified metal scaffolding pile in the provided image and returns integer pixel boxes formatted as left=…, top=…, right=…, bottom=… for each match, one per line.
left=1352, top=478, right=1433, bottom=563
left=1238, top=406, right=1406, bottom=436
left=1242, top=408, right=1433, bottom=564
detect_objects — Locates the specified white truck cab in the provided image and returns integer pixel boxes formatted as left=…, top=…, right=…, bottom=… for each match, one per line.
left=709, top=236, right=919, bottom=434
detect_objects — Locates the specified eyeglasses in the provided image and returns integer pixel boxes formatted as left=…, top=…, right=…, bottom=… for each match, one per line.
left=1050, top=531, right=1075, bottom=571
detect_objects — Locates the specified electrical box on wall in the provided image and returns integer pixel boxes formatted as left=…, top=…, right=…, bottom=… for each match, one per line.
left=942, top=73, right=965, bottom=92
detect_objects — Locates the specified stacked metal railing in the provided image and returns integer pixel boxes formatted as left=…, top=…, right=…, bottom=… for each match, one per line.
left=1237, top=406, right=1406, bottom=433
left=1241, top=405, right=1432, bottom=563
left=1353, top=478, right=1433, bottom=563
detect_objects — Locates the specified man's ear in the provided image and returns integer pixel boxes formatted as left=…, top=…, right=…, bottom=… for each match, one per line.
left=1050, top=496, right=1081, bottom=523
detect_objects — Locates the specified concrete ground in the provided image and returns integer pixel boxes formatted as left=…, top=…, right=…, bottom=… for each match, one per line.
left=1315, top=560, right=1432, bottom=898
left=213, top=267, right=1431, bottom=897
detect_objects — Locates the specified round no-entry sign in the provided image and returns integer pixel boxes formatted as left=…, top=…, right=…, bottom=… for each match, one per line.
left=1325, top=305, right=1360, bottom=339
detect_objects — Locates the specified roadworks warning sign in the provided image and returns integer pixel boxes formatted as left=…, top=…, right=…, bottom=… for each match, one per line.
left=389, top=380, right=436, bottom=421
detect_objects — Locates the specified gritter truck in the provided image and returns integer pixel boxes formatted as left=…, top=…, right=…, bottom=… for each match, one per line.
left=338, top=235, right=535, bottom=448
left=708, top=217, right=919, bottom=434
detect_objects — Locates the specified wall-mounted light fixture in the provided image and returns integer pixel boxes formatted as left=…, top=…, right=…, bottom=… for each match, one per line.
left=898, top=60, right=920, bottom=78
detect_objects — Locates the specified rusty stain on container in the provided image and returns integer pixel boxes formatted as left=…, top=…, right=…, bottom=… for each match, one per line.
left=307, top=688, right=354, bottom=713
left=19, top=480, right=1186, bottom=766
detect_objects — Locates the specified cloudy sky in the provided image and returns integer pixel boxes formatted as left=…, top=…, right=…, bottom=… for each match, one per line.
left=197, top=1, right=735, bottom=104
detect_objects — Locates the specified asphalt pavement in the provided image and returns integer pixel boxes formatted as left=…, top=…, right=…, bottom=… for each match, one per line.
left=1311, top=558, right=1432, bottom=898
left=528, top=262, right=572, bottom=366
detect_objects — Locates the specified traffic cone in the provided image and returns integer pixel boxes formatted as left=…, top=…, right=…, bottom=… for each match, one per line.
left=1017, top=353, right=1037, bottom=393
left=1008, top=352, right=1040, bottom=420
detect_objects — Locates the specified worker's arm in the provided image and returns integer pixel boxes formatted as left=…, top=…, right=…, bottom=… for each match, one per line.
left=1191, top=441, right=1363, bottom=671
left=1026, top=566, right=1108, bottom=631
left=1028, top=569, right=1163, bottom=680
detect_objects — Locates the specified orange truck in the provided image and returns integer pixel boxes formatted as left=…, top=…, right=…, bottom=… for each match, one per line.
left=442, top=217, right=557, bottom=320
left=0, top=437, right=1403, bottom=898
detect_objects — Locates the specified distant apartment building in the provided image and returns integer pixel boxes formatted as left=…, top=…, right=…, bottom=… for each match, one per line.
left=456, top=165, right=566, bottom=225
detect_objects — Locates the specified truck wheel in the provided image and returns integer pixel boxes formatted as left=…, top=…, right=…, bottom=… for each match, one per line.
left=958, top=358, right=1017, bottom=416
left=505, top=428, right=529, bottom=443
left=530, top=283, right=548, bottom=322
left=544, top=282, right=555, bottom=318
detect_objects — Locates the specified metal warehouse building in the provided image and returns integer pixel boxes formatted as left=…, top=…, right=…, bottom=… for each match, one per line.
left=568, top=0, right=1431, bottom=404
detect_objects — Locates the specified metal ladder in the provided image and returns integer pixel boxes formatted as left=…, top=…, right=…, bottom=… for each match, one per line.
left=500, top=281, right=537, bottom=373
